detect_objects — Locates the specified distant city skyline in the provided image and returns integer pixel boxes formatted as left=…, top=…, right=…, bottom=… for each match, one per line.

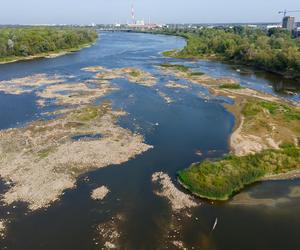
left=0, top=0, right=300, bottom=25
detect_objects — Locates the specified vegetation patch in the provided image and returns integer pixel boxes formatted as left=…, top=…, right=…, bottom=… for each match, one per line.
left=162, top=49, right=178, bottom=57
left=0, top=27, right=97, bottom=63
left=159, top=63, right=190, bottom=72
left=129, top=70, right=141, bottom=77
left=189, top=71, right=205, bottom=76
left=219, top=83, right=244, bottom=89
left=73, top=103, right=110, bottom=122
left=242, top=100, right=300, bottom=124
left=178, top=145, right=300, bottom=201
left=156, top=27, right=300, bottom=79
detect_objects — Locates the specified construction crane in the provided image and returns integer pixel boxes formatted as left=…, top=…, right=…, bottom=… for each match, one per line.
left=278, top=9, right=300, bottom=17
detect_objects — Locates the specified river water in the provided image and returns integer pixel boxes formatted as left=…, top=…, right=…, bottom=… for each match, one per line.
left=0, top=32, right=299, bottom=250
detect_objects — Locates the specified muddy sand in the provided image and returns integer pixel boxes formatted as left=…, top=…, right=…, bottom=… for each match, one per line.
left=152, top=172, right=198, bottom=212
left=82, top=66, right=157, bottom=87
left=91, top=186, right=110, bottom=201
left=157, top=91, right=174, bottom=104
left=229, top=186, right=300, bottom=207
left=96, top=214, right=124, bottom=249
left=0, top=220, right=5, bottom=238
left=0, top=102, right=152, bottom=210
left=159, top=65, right=299, bottom=157
left=36, top=81, right=118, bottom=107
left=165, top=81, right=189, bottom=89
left=0, top=74, right=65, bottom=95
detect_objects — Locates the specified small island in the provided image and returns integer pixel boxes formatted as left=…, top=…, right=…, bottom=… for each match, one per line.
left=158, top=62, right=300, bottom=201
left=0, top=27, right=98, bottom=63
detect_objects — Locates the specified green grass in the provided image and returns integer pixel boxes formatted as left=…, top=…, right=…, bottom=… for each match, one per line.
left=242, top=101, right=300, bottom=121
left=189, top=71, right=205, bottom=76
left=159, top=63, right=190, bottom=72
left=219, top=83, right=244, bottom=89
left=162, top=50, right=178, bottom=57
left=129, top=70, right=141, bottom=77
left=178, top=145, right=300, bottom=200
left=72, top=102, right=111, bottom=122
left=37, top=148, right=54, bottom=159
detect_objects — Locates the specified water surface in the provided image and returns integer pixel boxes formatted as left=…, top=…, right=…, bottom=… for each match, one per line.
left=0, top=32, right=299, bottom=250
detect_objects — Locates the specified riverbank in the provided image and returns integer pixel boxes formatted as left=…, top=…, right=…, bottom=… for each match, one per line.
left=0, top=27, right=98, bottom=65
left=158, top=63, right=300, bottom=201
left=0, top=42, right=95, bottom=65
left=150, top=28, right=300, bottom=80
left=162, top=49, right=300, bottom=80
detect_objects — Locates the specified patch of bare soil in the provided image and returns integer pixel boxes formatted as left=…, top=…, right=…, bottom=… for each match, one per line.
left=261, top=170, right=300, bottom=181
left=0, top=220, right=5, bottom=238
left=152, top=172, right=198, bottom=212
left=172, top=240, right=187, bottom=250
left=82, top=66, right=157, bottom=87
left=157, top=91, right=174, bottom=104
left=159, top=65, right=298, bottom=156
left=0, top=74, right=65, bottom=95
left=165, top=81, right=188, bottom=89
left=91, top=186, right=110, bottom=201
left=96, top=214, right=124, bottom=249
left=230, top=185, right=300, bottom=207
left=229, top=192, right=290, bottom=207
left=0, top=102, right=152, bottom=210
left=229, top=116, right=277, bottom=156
left=288, top=186, right=300, bottom=198
left=36, top=81, right=118, bottom=107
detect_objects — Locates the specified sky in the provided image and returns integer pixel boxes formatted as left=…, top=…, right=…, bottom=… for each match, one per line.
left=0, top=0, right=300, bottom=25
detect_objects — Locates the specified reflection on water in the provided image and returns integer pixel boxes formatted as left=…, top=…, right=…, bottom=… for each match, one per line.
left=0, top=32, right=299, bottom=250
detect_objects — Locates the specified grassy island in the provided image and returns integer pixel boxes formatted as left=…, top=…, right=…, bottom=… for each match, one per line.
left=0, top=27, right=97, bottom=63
left=157, top=62, right=300, bottom=201
left=178, top=145, right=300, bottom=201
left=177, top=97, right=300, bottom=201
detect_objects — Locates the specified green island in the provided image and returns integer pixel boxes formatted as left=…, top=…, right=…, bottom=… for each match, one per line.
left=0, top=27, right=97, bottom=63
left=182, top=96, right=300, bottom=201
left=155, top=26, right=300, bottom=79
left=157, top=61, right=300, bottom=201
left=178, top=144, right=300, bottom=201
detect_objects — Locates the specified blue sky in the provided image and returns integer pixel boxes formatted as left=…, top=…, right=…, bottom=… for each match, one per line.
left=1, top=0, right=300, bottom=25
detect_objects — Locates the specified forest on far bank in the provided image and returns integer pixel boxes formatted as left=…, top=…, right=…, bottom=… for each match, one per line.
left=160, top=26, right=300, bottom=78
left=0, top=27, right=97, bottom=61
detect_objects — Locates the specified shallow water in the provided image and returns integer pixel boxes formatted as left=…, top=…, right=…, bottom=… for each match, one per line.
left=0, top=32, right=299, bottom=250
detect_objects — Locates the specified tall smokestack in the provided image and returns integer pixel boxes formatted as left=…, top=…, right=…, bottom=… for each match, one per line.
left=131, top=3, right=136, bottom=24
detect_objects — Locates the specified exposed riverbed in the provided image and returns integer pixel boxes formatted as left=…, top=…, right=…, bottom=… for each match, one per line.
left=0, top=32, right=299, bottom=250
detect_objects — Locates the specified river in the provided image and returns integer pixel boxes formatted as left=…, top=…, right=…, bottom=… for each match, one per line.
left=0, top=32, right=299, bottom=250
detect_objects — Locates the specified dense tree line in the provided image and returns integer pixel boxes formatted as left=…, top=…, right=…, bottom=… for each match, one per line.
left=0, top=27, right=97, bottom=60
left=159, top=27, right=300, bottom=78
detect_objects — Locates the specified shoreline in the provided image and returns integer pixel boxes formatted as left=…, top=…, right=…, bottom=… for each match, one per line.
left=0, top=42, right=96, bottom=65
left=157, top=63, right=300, bottom=201
left=154, top=31, right=300, bottom=80
left=163, top=51, right=300, bottom=80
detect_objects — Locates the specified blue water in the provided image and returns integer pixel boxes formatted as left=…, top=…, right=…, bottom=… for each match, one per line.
left=71, top=134, right=102, bottom=141
left=0, top=32, right=299, bottom=250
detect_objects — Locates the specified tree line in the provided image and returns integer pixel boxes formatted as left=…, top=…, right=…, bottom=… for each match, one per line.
left=0, top=27, right=98, bottom=59
left=158, top=26, right=300, bottom=78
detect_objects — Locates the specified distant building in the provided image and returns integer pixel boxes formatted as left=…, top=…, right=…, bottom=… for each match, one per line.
left=296, top=22, right=300, bottom=28
left=266, top=24, right=282, bottom=30
left=136, top=20, right=145, bottom=26
left=247, top=24, right=258, bottom=28
left=282, top=16, right=295, bottom=31
left=294, top=27, right=300, bottom=37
